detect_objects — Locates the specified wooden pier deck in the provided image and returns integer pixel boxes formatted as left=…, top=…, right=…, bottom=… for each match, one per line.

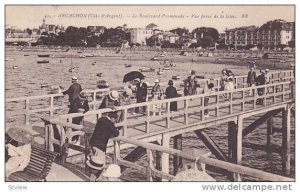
left=5, top=70, right=295, bottom=181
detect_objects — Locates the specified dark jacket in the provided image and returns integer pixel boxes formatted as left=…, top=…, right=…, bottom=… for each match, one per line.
left=136, top=82, right=148, bottom=102
left=184, top=75, right=197, bottom=96
left=90, top=117, right=120, bottom=152
left=247, top=71, right=256, bottom=85
left=63, top=83, right=82, bottom=104
left=165, top=86, right=179, bottom=111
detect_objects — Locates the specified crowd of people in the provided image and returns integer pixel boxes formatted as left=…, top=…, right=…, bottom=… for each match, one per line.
left=58, top=66, right=273, bottom=181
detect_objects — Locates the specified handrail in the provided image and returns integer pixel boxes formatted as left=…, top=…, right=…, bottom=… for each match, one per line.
left=59, top=80, right=294, bottom=119
left=5, top=70, right=294, bottom=126
left=113, top=136, right=294, bottom=181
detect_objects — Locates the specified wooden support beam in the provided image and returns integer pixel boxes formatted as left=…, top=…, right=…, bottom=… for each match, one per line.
left=173, top=134, right=183, bottom=175
left=242, top=108, right=282, bottom=137
left=121, top=141, right=159, bottom=172
left=228, top=120, right=242, bottom=181
left=282, top=108, right=291, bottom=176
left=194, top=130, right=228, bottom=161
left=161, top=134, right=170, bottom=181
left=155, top=150, right=161, bottom=181
left=266, top=117, right=273, bottom=156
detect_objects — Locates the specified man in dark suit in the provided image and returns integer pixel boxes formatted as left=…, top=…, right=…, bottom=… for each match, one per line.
left=90, top=111, right=120, bottom=153
left=134, top=79, right=148, bottom=114
left=63, top=76, right=82, bottom=113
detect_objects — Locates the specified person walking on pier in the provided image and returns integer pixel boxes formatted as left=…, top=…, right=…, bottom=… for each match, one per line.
left=90, top=111, right=120, bottom=153
left=255, top=70, right=266, bottom=105
left=151, top=79, right=164, bottom=116
left=165, top=80, right=179, bottom=112
left=220, top=69, right=228, bottom=91
left=134, top=78, right=148, bottom=114
left=247, top=67, right=256, bottom=96
left=184, top=70, right=198, bottom=96
left=63, top=76, right=82, bottom=113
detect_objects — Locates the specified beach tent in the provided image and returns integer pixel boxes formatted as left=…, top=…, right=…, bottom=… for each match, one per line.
left=250, top=46, right=258, bottom=51
left=180, top=51, right=189, bottom=56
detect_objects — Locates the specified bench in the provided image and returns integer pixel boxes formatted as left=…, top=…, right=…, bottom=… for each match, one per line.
left=7, top=145, right=58, bottom=181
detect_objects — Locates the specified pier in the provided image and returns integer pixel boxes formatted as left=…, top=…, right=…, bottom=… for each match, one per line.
left=5, top=70, right=295, bottom=181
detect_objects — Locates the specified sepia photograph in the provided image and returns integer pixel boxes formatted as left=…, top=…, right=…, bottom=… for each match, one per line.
left=3, top=3, right=296, bottom=190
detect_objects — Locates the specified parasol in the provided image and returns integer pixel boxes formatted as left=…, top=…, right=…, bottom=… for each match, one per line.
left=123, top=71, right=145, bottom=83
left=6, top=128, right=33, bottom=144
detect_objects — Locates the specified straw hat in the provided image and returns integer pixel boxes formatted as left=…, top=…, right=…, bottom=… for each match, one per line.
left=71, top=76, right=78, bottom=81
left=265, top=68, right=270, bottom=72
left=102, top=164, right=121, bottom=178
left=108, top=91, right=119, bottom=101
left=86, top=154, right=106, bottom=171
left=154, top=79, right=160, bottom=83
left=78, top=92, right=88, bottom=100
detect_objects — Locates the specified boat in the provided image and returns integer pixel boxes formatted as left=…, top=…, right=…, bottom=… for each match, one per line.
left=24, top=54, right=29, bottom=56
left=159, top=54, right=166, bottom=57
left=279, top=59, right=286, bottom=63
left=125, top=64, right=132, bottom=68
left=97, top=80, right=109, bottom=89
left=77, top=51, right=83, bottom=53
left=85, top=54, right=95, bottom=57
left=69, top=68, right=76, bottom=72
left=38, top=54, right=50, bottom=57
left=157, top=70, right=164, bottom=75
left=151, top=57, right=159, bottom=61
left=41, top=84, right=49, bottom=88
left=12, top=66, right=18, bottom=69
left=79, top=54, right=86, bottom=58
left=140, top=68, right=155, bottom=72
left=5, top=58, right=14, bottom=61
left=92, top=62, right=96, bottom=65
left=172, top=75, right=180, bottom=80
left=37, top=60, right=50, bottom=64
left=163, top=66, right=170, bottom=70
left=96, top=73, right=103, bottom=77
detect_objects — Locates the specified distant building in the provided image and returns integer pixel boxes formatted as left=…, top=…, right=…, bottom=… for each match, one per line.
left=128, top=23, right=159, bottom=44
left=149, top=31, right=180, bottom=44
left=39, top=19, right=64, bottom=35
left=129, top=28, right=154, bottom=44
left=87, top=26, right=106, bottom=36
left=224, top=19, right=295, bottom=50
left=146, top=23, right=159, bottom=30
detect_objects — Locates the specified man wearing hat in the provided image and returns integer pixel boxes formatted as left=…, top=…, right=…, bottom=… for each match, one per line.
left=134, top=78, right=148, bottom=114
left=151, top=79, right=164, bottom=116
left=99, top=90, right=120, bottom=110
left=255, top=70, right=266, bottom=105
left=116, top=87, right=133, bottom=123
left=63, top=76, right=83, bottom=113
left=90, top=111, right=120, bottom=153
left=184, top=70, right=198, bottom=96
left=165, top=80, right=179, bottom=112
left=86, top=146, right=106, bottom=181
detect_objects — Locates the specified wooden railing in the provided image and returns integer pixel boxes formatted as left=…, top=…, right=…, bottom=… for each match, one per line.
left=5, top=70, right=294, bottom=126
left=111, top=136, right=294, bottom=181
left=58, top=80, right=294, bottom=138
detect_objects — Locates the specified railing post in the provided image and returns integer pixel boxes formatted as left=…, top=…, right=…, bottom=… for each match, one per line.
left=93, top=91, right=97, bottom=110
left=146, top=149, right=153, bottom=181
left=146, top=103, right=150, bottom=133
left=184, top=99, right=189, bottom=125
left=161, top=134, right=170, bottom=181
left=50, top=96, right=54, bottom=116
left=166, top=101, right=170, bottom=129
left=123, top=109, right=128, bottom=137
left=113, top=140, right=120, bottom=164
left=282, top=107, right=291, bottom=176
left=25, top=99, right=30, bottom=125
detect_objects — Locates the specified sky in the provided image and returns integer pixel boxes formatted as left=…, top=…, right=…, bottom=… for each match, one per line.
left=5, top=5, right=295, bottom=33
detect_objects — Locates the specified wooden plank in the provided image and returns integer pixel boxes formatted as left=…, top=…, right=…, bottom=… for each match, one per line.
left=242, top=108, right=282, bottom=137
left=113, top=136, right=294, bottom=181
left=266, top=117, right=273, bottom=156
left=161, top=134, right=170, bottom=181
left=194, top=129, right=228, bottom=161
left=282, top=108, right=291, bottom=176
left=173, top=134, right=183, bottom=175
